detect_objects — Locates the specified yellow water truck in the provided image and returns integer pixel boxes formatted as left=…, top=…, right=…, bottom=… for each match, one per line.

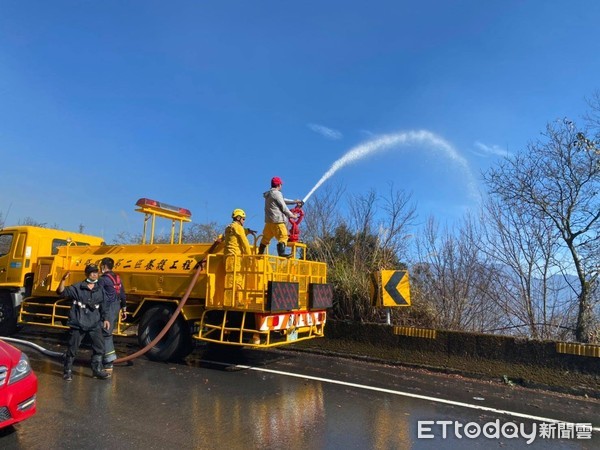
left=11, top=198, right=333, bottom=361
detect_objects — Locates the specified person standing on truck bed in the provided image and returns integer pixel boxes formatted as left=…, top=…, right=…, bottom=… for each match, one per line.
left=199, top=209, right=256, bottom=268
left=258, top=176, right=302, bottom=258
left=98, top=257, right=127, bottom=375
left=224, top=208, right=262, bottom=345
left=56, top=264, right=110, bottom=381
left=224, top=209, right=256, bottom=256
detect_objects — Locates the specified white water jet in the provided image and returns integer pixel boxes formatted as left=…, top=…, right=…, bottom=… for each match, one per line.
left=302, top=129, right=478, bottom=203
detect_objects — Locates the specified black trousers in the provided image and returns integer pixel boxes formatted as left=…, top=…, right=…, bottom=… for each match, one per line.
left=66, top=326, right=105, bottom=358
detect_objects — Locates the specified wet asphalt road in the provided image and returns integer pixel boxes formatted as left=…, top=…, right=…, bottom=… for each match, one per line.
left=1, top=329, right=599, bottom=449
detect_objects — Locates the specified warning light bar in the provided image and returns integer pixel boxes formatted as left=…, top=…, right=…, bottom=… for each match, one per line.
left=135, top=198, right=192, bottom=244
left=135, top=198, right=192, bottom=218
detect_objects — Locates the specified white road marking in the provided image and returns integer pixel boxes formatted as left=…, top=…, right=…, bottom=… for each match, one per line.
left=211, top=360, right=600, bottom=432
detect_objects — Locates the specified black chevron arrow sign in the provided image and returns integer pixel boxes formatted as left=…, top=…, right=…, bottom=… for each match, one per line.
left=383, top=270, right=409, bottom=306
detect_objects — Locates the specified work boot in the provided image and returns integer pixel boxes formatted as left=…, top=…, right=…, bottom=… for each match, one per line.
left=277, top=242, right=291, bottom=258
left=258, top=244, right=266, bottom=255
left=63, top=355, right=74, bottom=382
left=103, top=362, right=114, bottom=377
left=91, top=357, right=110, bottom=380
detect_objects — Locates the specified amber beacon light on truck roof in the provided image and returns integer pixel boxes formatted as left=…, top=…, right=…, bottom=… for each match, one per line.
left=135, top=197, right=192, bottom=245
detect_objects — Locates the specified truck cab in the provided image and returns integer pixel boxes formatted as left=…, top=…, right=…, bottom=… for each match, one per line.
left=0, top=226, right=104, bottom=334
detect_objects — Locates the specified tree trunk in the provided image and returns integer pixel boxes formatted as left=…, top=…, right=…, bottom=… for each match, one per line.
left=575, top=294, right=593, bottom=343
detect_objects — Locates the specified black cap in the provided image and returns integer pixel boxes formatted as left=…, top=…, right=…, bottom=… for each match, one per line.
left=85, top=264, right=99, bottom=275
left=100, top=257, right=115, bottom=270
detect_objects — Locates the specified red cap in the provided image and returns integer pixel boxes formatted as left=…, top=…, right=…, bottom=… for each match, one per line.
left=271, top=176, right=283, bottom=187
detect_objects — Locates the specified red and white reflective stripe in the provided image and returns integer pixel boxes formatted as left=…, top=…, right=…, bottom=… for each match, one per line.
left=256, top=311, right=326, bottom=331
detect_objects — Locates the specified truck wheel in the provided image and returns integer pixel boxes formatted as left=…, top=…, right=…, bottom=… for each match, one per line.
left=0, top=292, right=17, bottom=336
left=137, top=305, right=193, bottom=362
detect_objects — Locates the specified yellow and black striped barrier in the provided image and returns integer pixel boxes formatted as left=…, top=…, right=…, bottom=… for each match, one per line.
left=393, top=326, right=437, bottom=339
left=556, top=342, right=600, bottom=358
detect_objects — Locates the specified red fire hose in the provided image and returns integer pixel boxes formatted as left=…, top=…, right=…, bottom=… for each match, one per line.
left=113, top=239, right=222, bottom=364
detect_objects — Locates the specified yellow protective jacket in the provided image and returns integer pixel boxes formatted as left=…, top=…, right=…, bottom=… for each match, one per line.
left=224, top=221, right=252, bottom=256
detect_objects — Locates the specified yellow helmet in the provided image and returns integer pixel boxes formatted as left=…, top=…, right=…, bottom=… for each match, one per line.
left=232, top=208, right=246, bottom=219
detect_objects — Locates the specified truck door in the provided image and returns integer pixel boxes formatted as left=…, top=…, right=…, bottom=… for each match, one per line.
left=0, top=232, right=15, bottom=285
left=0, top=231, right=28, bottom=286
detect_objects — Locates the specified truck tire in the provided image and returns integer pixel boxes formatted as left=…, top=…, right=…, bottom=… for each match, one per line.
left=0, top=292, right=18, bottom=336
left=137, top=305, right=193, bottom=362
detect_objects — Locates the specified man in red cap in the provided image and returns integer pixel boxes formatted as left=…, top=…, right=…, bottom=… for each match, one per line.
left=258, top=176, right=302, bottom=257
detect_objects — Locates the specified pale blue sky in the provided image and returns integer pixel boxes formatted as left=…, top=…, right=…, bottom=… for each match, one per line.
left=1, top=1, right=600, bottom=242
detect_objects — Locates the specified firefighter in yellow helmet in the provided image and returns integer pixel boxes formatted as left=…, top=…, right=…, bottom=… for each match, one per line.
left=224, top=209, right=257, bottom=256
left=223, top=209, right=260, bottom=344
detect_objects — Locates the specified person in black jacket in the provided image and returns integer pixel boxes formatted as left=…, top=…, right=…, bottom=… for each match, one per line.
left=57, top=264, right=111, bottom=381
left=98, top=257, right=127, bottom=375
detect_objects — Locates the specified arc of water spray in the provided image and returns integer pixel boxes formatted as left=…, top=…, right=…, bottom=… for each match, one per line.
left=302, top=129, right=478, bottom=203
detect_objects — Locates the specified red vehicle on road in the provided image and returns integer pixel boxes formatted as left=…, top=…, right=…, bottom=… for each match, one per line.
left=0, top=339, right=37, bottom=428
